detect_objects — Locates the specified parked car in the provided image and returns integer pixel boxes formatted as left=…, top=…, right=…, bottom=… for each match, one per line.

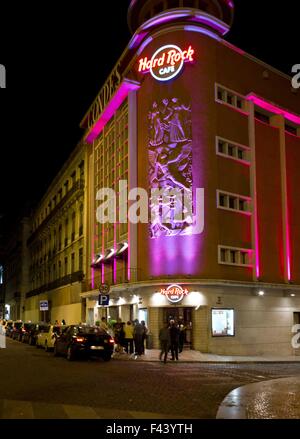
left=4, top=320, right=13, bottom=337
left=22, top=323, right=49, bottom=345
left=19, top=322, right=37, bottom=342
left=11, top=321, right=23, bottom=340
left=53, top=325, right=114, bottom=361
left=36, top=325, right=65, bottom=351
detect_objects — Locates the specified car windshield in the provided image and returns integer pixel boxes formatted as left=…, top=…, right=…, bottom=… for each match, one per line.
left=76, top=326, right=106, bottom=335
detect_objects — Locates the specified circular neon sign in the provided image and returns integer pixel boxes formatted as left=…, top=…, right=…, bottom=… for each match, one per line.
left=138, top=44, right=195, bottom=82
left=160, top=284, right=189, bottom=303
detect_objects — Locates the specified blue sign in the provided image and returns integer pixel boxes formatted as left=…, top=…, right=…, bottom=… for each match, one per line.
left=98, top=294, right=110, bottom=306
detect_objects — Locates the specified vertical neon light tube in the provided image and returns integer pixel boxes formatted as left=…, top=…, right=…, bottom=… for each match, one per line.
left=101, top=224, right=105, bottom=284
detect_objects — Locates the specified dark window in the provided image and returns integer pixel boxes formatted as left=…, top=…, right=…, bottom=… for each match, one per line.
left=220, top=249, right=226, bottom=262
left=230, top=251, right=236, bottom=264
left=79, top=248, right=83, bottom=272
left=255, top=111, right=270, bottom=124
left=218, top=140, right=225, bottom=153
left=228, top=145, right=234, bottom=156
left=237, top=148, right=244, bottom=160
left=239, top=199, right=246, bottom=211
left=219, top=195, right=226, bottom=207
left=229, top=197, right=235, bottom=209
left=285, top=124, right=297, bottom=135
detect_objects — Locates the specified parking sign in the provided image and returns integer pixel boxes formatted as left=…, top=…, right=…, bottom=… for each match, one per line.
left=98, top=294, right=110, bottom=306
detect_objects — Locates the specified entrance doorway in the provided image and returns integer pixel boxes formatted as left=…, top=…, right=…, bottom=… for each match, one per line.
left=163, top=307, right=193, bottom=349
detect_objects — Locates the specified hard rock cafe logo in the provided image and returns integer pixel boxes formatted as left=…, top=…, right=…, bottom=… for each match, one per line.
left=160, top=284, right=189, bottom=303
left=138, top=44, right=195, bottom=82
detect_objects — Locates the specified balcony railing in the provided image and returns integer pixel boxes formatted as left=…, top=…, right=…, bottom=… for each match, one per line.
left=26, top=271, right=84, bottom=298
left=28, top=179, right=85, bottom=246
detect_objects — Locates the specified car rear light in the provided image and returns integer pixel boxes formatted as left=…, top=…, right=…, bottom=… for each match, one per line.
left=109, top=338, right=115, bottom=344
left=22, top=329, right=26, bottom=332
left=75, top=337, right=85, bottom=343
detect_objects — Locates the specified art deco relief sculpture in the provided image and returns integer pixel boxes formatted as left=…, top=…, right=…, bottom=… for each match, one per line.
left=148, top=97, right=193, bottom=238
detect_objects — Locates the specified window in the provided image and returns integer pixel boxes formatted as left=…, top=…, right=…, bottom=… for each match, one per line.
left=58, top=261, right=62, bottom=279
left=71, top=253, right=75, bottom=273
left=79, top=204, right=84, bottom=236
left=255, top=110, right=270, bottom=124
left=285, top=124, right=298, bottom=136
left=215, top=84, right=246, bottom=111
left=64, top=180, right=69, bottom=195
left=71, top=212, right=76, bottom=242
left=79, top=161, right=84, bottom=178
left=64, top=257, right=68, bottom=276
left=216, top=137, right=250, bottom=164
left=212, top=309, right=235, bottom=337
left=71, top=171, right=76, bottom=187
left=58, top=188, right=63, bottom=202
left=217, top=191, right=252, bottom=215
left=58, top=225, right=62, bottom=251
left=65, top=218, right=69, bottom=247
left=79, top=248, right=83, bottom=272
left=218, top=246, right=252, bottom=267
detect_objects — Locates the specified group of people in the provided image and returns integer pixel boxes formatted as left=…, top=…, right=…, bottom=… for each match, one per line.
left=98, top=317, right=148, bottom=356
left=54, top=319, right=66, bottom=326
left=159, top=319, right=186, bottom=363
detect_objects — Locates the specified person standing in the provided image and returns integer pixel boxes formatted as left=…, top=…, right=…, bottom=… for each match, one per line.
left=141, top=320, right=148, bottom=354
left=133, top=319, right=144, bottom=356
left=159, top=322, right=171, bottom=363
left=169, top=320, right=180, bottom=361
left=113, top=318, right=124, bottom=353
left=100, top=317, right=108, bottom=332
left=178, top=319, right=186, bottom=353
left=123, top=321, right=134, bottom=354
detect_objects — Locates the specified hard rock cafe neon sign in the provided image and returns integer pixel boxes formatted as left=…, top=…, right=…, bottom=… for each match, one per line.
left=160, top=284, right=189, bottom=303
left=138, top=44, right=195, bottom=82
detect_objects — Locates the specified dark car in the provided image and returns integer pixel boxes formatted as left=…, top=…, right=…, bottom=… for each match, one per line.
left=23, top=323, right=49, bottom=345
left=11, top=321, right=23, bottom=340
left=54, top=325, right=114, bottom=361
left=19, top=323, right=38, bottom=343
left=5, top=321, right=13, bottom=337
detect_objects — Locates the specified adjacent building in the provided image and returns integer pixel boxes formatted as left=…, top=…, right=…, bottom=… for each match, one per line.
left=80, top=0, right=300, bottom=355
left=24, top=142, right=88, bottom=324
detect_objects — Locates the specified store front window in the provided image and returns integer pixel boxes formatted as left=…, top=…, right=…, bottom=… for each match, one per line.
left=212, top=309, right=235, bottom=337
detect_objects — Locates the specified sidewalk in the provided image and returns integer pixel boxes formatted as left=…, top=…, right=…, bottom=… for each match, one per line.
left=217, top=377, right=300, bottom=419
left=112, top=348, right=300, bottom=363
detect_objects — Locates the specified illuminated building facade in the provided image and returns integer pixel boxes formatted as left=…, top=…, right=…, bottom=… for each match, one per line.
left=81, top=0, right=300, bottom=355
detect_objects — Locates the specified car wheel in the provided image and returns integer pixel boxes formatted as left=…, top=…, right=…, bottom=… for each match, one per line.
left=103, top=353, right=112, bottom=362
left=53, top=343, right=59, bottom=357
left=67, top=346, right=75, bottom=361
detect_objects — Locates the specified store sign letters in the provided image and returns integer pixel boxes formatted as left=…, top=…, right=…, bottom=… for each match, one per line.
left=138, top=44, right=195, bottom=81
left=160, top=284, right=189, bottom=303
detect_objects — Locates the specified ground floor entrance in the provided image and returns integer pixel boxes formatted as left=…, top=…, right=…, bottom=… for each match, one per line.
left=163, top=307, right=193, bottom=349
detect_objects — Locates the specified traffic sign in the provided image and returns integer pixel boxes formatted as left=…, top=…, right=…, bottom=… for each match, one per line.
left=99, top=283, right=110, bottom=294
left=98, top=294, right=110, bottom=306
left=40, top=300, right=49, bottom=311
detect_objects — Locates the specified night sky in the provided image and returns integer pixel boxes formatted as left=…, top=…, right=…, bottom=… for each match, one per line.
left=0, top=0, right=299, bottom=236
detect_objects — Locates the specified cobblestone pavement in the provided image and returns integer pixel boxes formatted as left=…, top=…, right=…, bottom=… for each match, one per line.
left=1, top=338, right=300, bottom=419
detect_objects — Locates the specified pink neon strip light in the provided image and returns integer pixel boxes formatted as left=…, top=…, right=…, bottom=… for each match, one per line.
left=85, top=79, right=140, bottom=144
left=247, top=93, right=300, bottom=125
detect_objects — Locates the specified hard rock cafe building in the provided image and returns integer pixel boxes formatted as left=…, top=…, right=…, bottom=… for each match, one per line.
left=81, top=0, right=300, bottom=355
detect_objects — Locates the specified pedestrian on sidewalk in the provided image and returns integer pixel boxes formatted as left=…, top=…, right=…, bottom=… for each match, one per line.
left=113, top=318, right=124, bottom=353
left=133, top=319, right=144, bottom=356
left=169, top=320, right=180, bottom=361
left=141, top=320, right=148, bottom=355
left=159, top=322, right=171, bottom=363
left=178, top=318, right=186, bottom=353
left=123, top=321, right=134, bottom=354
